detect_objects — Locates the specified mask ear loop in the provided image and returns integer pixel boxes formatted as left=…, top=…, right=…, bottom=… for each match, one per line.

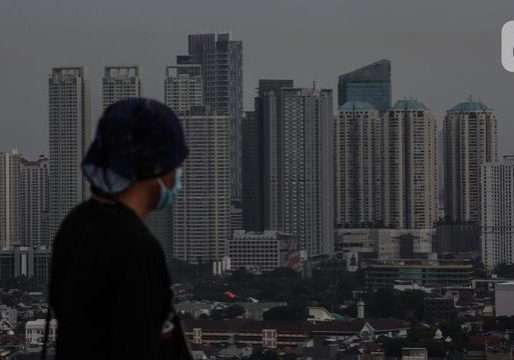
left=156, top=177, right=166, bottom=189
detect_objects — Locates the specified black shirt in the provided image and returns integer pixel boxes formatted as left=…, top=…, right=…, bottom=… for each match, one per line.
left=48, top=199, right=191, bottom=360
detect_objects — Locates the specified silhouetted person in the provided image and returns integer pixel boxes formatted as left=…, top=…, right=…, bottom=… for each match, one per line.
left=47, top=98, right=192, bottom=359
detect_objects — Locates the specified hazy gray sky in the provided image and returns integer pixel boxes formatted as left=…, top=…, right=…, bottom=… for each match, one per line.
left=1, top=0, right=514, bottom=158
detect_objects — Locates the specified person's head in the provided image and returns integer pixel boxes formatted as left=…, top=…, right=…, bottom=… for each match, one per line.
left=81, top=98, right=188, bottom=217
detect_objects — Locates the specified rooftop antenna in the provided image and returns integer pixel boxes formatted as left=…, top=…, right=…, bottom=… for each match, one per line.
left=312, top=81, right=317, bottom=91
left=467, top=94, right=473, bottom=102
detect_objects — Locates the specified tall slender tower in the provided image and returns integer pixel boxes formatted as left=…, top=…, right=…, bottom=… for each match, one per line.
left=383, top=99, right=438, bottom=229
left=481, top=156, right=514, bottom=271
left=444, top=100, right=498, bottom=223
left=165, top=62, right=231, bottom=263
left=335, top=101, right=382, bottom=227
left=49, top=67, right=91, bottom=240
left=252, top=79, right=295, bottom=232
left=0, top=150, right=20, bottom=248
left=281, top=88, right=334, bottom=256
left=186, top=33, right=243, bottom=203
left=338, top=59, right=391, bottom=115
left=102, top=66, right=141, bottom=110
left=172, top=106, right=231, bottom=263
left=19, top=155, right=50, bottom=247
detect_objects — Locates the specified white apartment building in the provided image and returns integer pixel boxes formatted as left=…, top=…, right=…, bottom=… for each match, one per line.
left=48, top=67, right=91, bottom=240
left=228, top=230, right=300, bottom=272
left=481, top=156, right=514, bottom=271
left=281, top=88, right=334, bottom=257
left=102, top=66, right=141, bottom=110
left=19, top=156, right=49, bottom=247
left=0, top=150, right=20, bottom=248
left=335, top=101, right=382, bottom=227
left=172, top=106, right=231, bottom=263
left=383, top=99, right=438, bottom=229
left=445, top=100, right=498, bottom=223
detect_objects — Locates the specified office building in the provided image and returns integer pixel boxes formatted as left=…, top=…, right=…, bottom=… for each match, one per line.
left=365, top=259, right=474, bottom=288
left=19, top=155, right=49, bottom=247
left=228, top=230, right=301, bottom=272
left=335, top=101, right=382, bottom=227
left=444, top=99, right=498, bottom=223
left=337, top=59, right=391, bottom=115
left=383, top=99, right=438, bottom=229
left=0, top=246, right=51, bottom=284
left=102, top=66, right=141, bottom=110
left=481, top=156, right=514, bottom=271
left=282, top=88, right=334, bottom=256
left=335, top=228, right=433, bottom=260
left=186, top=33, right=243, bottom=202
left=164, top=64, right=203, bottom=113
left=0, top=150, right=20, bottom=248
left=48, top=67, right=91, bottom=240
left=172, top=106, right=231, bottom=263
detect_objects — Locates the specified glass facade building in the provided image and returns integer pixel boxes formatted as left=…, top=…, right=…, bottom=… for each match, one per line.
left=338, top=59, right=391, bottom=115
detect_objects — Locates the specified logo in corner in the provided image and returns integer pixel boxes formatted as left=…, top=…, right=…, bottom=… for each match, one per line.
left=502, top=21, right=514, bottom=72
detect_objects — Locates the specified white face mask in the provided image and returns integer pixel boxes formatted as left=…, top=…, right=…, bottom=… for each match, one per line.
left=154, top=168, right=182, bottom=210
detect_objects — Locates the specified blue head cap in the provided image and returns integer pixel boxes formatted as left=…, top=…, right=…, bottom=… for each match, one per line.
left=82, top=98, right=189, bottom=195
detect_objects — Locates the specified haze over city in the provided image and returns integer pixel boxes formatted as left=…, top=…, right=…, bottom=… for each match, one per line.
left=1, top=0, right=514, bottom=158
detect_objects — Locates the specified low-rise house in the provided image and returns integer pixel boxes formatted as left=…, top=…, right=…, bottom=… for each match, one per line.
left=183, top=319, right=411, bottom=349
left=25, top=319, right=57, bottom=346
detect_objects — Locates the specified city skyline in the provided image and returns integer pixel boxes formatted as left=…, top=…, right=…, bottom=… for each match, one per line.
left=1, top=0, right=514, bottom=158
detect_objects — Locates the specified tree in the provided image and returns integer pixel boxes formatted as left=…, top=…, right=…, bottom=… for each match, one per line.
left=211, top=304, right=246, bottom=320
left=263, top=305, right=307, bottom=321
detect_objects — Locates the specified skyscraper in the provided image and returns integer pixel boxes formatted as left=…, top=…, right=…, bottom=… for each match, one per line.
left=255, top=80, right=294, bottom=232
left=0, top=150, right=20, bottom=248
left=281, top=88, right=334, bottom=256
left=19, top=155, right=49, bottom=247
left=444, top=100, right=498, bottom=223
left=102, top=66, right=141, bottom=110
left=186, top=33, right=243, bottom=202
left=48, top=67, right=91, bottom=240
left=383, top=99, right=438, bottom=229
left=481, top=156, right=514, bottom=271
left=338, top=59, right=392, bottom=115
left=164, top=64, right=203, bottom=113
left=172, top=106, right=231, bottom=263
left=335, top=101, right=382, bottom=227
left=241, top=110, right=261, bottom=231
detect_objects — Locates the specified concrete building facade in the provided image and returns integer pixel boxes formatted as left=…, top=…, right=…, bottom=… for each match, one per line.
left=102, top=66, right=141, bottom=110
left=383, top=100, right=438, bottom=229
left=172, top=106, right=231, bottom=263
left=186, top=33, right=243, bottom=202
left=335, top=101, right=382, bottom=227
left=444, top=100, right=498, bottom=223
left=282, top=88, right=334, bottom=257
left=164, top=64, right=203, bottom=113
left=481, top=156, right=514, bottom=271
left=48, top=67, right=91, bottom=241
left=0, top=150, right=20, bottom=248
left=228, top=230, right=300, bottom=272
left=19, top=156, right=49, bottom=247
